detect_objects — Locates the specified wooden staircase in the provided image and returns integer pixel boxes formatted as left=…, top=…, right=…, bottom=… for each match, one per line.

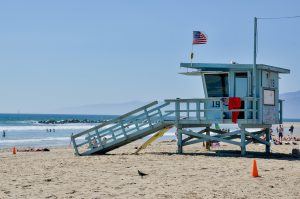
left=71, top=101, right=173, bottom=155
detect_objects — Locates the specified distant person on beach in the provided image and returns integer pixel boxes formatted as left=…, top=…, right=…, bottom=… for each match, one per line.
left=2, top=130, right=5, bottom=137
left=270, top=128, right=273, bottom=140
left=289, top=125, right=294, bottom=136
left=278, top=125, right=284, bottom=143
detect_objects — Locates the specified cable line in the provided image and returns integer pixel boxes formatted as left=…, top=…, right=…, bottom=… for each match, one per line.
left=257, top=16, right=300, bottom=20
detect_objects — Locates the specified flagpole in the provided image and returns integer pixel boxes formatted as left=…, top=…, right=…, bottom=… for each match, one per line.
left=253, top=17, right=257, bottom=98
left=190, top=43, right=194, bottom=72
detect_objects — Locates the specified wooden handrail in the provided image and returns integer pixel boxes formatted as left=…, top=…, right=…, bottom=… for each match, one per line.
left=72, top=101, right=158, bottom=138
left=165, top=97, right=257, bottom=103
left=166, top=109, right=257, bottom=112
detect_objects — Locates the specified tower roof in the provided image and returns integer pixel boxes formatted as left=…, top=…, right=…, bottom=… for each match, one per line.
left=180, top=63, right=290, bottom=75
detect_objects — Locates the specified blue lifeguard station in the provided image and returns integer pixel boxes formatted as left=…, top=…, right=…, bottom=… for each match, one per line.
left=70, top=61, right=289, bottom=156
left=71, top=18, right=290, bottom=156
left=172, top=62, right=290, bottom=156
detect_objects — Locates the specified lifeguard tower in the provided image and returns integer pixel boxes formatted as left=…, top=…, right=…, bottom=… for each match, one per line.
left=70, top=61, right=289, bottom=156
left=170, top=62, right=290, bottom=156
left=71, top=18, right=290, bottom=156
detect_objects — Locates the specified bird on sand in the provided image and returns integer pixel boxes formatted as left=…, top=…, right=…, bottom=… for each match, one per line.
left=138, top=170, right=148, bottom=178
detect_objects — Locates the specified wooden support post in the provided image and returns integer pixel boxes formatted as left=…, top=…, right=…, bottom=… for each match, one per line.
left=135, top=123, right=139, bottom=130
left=110, top=129, right=116, bottom=141
left=177, top=127, right=183, bottom=154
left=245, top=98, right=248, bottom=123
left=95, top=129, right=104, bottom=146
left=265, top=128, right=270, bottom=157
left=144, top=109, right=153, bottom=127
left=87, top=133, right=93, bottom=149
left=175, top=100, right=180, bottom=122
left=71, top=136, right=79, bottom=155
left=186, top=102, right=190, bottom=119
left=158, top=109, right=163, bottom=120
left=206, top=127, right=210, bottom=150
left=279, top=100, right=283, bottom=124
left=253, top=100, right=257, bottom=121
left=241, top=129, right=246, bottom=156
left=196, top=101, right=201, bottom=120
left=120, top=121, right=128, bottom=138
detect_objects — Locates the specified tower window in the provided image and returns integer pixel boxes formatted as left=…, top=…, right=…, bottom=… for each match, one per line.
left=204, top=74, right=229, bottom=97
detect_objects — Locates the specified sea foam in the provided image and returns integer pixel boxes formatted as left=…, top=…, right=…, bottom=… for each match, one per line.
left=0, top=124, right=96, bottom=131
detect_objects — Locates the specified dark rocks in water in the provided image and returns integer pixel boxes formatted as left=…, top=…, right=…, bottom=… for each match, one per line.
left=38, top=119, right=106, bottom=124
left=39, top=119, right=57, bottom=124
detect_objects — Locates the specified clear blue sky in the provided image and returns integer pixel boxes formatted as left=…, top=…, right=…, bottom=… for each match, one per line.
left=0, top=0, right=299, bottom=113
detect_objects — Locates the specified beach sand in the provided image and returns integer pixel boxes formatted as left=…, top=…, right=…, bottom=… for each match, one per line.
left=0, top=141, right=299, bottom=199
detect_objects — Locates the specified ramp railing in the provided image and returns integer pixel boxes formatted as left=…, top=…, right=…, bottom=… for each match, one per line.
left=71, top=101, right=172, bottom=155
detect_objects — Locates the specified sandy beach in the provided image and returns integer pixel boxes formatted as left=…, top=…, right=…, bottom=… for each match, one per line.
left=0, top=140, right=299, bottom=199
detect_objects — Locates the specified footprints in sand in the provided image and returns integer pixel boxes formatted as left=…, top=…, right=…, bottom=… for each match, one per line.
left=22, top=184, right=32, bottom=189
left=66, top=190, right=76, bottom=194
left=1, top=189, right=10, bottom=195
left=45, top=194, right=58, bottom=198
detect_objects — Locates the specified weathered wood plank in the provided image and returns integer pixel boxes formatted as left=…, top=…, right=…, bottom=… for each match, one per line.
left=180, top=129, right=242, bottom=146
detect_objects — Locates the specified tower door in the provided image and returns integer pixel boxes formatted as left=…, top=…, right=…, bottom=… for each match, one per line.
left=234, top=72, right=248, bottom=97
left=234, top=72, right=248, bottom=119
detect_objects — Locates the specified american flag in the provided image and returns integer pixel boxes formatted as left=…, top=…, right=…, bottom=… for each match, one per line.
left=193, top=31, right=207, bottom=44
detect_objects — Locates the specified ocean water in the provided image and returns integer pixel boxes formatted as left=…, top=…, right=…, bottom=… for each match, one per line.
left=0, top=113, right=299, bottom=149
left=0, top=113, right=117, bottom=148
left=0, top=113, right=238, bottom=149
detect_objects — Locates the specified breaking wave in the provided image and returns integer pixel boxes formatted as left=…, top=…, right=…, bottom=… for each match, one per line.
left=0, top=124, right=96, bottom=131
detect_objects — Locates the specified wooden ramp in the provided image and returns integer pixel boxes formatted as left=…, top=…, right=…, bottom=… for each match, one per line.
left=71, top=101, right=174, bottom=156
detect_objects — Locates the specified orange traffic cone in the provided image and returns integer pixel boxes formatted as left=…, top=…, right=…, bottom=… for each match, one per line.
left=252, top=159, right=259, bottom=177
left=12, top=147, right=16, bottom=155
